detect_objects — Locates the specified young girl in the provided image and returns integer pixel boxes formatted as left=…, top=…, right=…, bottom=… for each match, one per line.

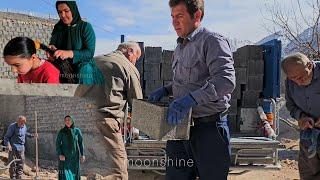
left=3, top=37, right=60, bottom=83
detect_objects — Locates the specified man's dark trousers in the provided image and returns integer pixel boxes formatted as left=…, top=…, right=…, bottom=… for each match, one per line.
left=166, top=115, right=231, bottom=180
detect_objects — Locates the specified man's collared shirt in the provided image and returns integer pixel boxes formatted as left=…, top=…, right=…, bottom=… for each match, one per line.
left=165, top=27, right=236, bottom=118
left=286, top=61, right=320, bottom=120
left=3, top=123, right=33, bottom=151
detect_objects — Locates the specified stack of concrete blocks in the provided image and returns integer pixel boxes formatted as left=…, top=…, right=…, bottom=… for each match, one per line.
left=144, top=47, right=163, bottom=96
left=143, top=47, right=174, bottom=100
left=161, top=50, right=174, bottom=102
left=229, top=45, right=264, bottom=134
left=0, top=12, right=56, bottom=79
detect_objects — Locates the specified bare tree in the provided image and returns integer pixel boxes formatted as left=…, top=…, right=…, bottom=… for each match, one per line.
left=263, top=0, right=320, bottom=58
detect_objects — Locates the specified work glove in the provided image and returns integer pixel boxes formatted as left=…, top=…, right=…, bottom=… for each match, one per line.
left=167, top=94, right=197, bottom=125
left=148, top=87, right=168, bottom=102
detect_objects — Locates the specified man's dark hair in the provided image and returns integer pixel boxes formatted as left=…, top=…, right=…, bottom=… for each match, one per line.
left=169, top=0, right=204, bottom=20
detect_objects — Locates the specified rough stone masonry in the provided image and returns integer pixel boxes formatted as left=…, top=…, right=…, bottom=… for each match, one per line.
left=0, top=80, right=115, bottom=176
left=0, top=11, right=56, bottom=79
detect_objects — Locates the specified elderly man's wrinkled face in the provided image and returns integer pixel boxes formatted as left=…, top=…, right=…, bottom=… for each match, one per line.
left=286, top=63, right=313, bottom=86
left=127, top=48, right=141, bottom=65
left=17, top=118, right=26, bottom=127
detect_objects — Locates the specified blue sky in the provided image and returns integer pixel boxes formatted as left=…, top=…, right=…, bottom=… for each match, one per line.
left=0, top=0, right=312, bottom=54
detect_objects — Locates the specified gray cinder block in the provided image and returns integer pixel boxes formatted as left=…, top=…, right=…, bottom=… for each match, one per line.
left=248, top=60, right=264, bottom=76
left=229, top=99, right=238, bottom=115
left=162, top=50, right=174, bottom=64
left=240, top=108, right=259, bottom=133
left=242, top=90, right=261, bottom=108
left=234, top=46, right=249, bottom=67
left=233, top=51, right=242, bottom=68
left=131, top=99, right=190, bottom=140
left=248, top=45, right=263, bottom=60
left=144, top=80, right=163, bottom=96
left=228, top=115, right=240, bottom=133
left=144, top=63, right=161, bottom=80
left=247, top=76, right=264, bottom=91
left=231, top=84, right=241, bottom=100
left=144, top=47, right=162, bottom=63
left=161, top=64, right=173, bottom=81
left=235, top=68, right=247, bottom=84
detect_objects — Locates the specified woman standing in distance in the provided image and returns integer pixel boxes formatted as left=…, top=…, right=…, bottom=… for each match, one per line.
left=56, top=115, right=85, bottom=180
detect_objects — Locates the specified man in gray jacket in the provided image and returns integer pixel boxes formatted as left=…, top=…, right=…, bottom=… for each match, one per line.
left=149, top=0, right=235, bottom=179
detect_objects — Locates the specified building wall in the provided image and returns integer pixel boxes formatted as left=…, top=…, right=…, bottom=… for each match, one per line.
left=0, top=12, right=56, bottom=79
left=0, top=82, right=114, bottom=175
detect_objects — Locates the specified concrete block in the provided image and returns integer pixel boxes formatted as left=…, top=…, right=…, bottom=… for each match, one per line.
left=144, top=63, right=161, bottom=80
left=229, top=99, right=238, bottom=115
left=235, top=46, right=249, bottom=67
left=231, top=84, right=241, bottom=100
left=144, top=47, right=162, bottom=63
left=228, top=115, right=240, bottom=133
left=247, top=76, right=264, bottom=91
left=144, top=80, right=163, bottom=96
left=248, top=60, right=264, bottom=76
left=162, top=50, right=174, bottom=64
left=131, top=99, right=190, bottom=140
left=240, top=108, right=259, bottom=134
left=233, top=51, right=242, bottom=68
left=242, top=90, right=261, bottom=108
left=161, top=64, right=173, bottom=81
left=144, top=63, right=160, bottom=71
left=248, top=45, right=263, bottom=60
left=235, top=68, right=247, bottom=84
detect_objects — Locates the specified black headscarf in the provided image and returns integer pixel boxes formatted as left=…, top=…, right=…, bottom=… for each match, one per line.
left=53, top=1, right=83, bottom=50
left=62, top=115, right=77, bottom=152
left=51, top=1, right=83, bottom=83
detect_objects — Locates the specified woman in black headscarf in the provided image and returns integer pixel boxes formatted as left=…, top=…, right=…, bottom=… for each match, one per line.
left=56, top=115, right=84, bottom=180
left=48, top=1, right=104, bottom=84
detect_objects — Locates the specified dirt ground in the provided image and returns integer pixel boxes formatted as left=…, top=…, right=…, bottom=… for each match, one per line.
left=0, top=134, right=301, bottom=180
left=228, top=139, right=300, bottom=180
left=228, top=104, right=301, bottom=180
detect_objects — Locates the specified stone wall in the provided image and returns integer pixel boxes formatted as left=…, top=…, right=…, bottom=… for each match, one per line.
left=0, top=81, right=114, bottom=175
left=0, top=12, right=56, bottom=79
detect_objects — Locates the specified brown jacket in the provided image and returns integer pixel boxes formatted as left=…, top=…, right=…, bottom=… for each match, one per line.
left=94, top=50, right=143, bottom=119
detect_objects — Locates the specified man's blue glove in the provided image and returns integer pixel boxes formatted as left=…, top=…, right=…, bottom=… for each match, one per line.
left=148, top=87, right=168, bottom=102
left=167, top=94, right=197, bottom=125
